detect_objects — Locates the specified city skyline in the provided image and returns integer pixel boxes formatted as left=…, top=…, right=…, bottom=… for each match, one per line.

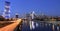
left=0, top=0, right=60, bottom=17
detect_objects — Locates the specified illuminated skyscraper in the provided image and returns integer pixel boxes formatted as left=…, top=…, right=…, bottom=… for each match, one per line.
left=3, top=1, right=10, bottom=19
left=30, top=11, right=35, bottom=19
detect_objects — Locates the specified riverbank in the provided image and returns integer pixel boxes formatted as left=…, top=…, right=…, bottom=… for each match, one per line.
left=0, top=19, right=22, bottom=31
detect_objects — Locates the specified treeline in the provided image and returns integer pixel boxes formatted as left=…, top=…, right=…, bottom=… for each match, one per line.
left=0, top=15, right=13, bottom=21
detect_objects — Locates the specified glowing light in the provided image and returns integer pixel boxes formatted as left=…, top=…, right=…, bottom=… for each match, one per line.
left=45, top=23, right=47, bottom=26
left=49, top=23, right=50, bottom=26
left=52, top=24, right=55, bottom=31
left=36, top=22, right=38, bottom=27
left=30, top=21, right=35, bottom=30
left=32, top=21, right=35, bottom=29
left=57, top=26, right=59, bottom=31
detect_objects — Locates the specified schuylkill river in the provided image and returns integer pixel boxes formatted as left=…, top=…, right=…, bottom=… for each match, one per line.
left=21, top=20, right=60, bottom=31
left=15, top=20, right=60, bottom=31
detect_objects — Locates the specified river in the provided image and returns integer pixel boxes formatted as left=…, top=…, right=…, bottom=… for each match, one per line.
left=14, top=20, right=60, bottom=31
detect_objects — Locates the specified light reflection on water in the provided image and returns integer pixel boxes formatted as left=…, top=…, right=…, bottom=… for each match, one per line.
left=36, top=22, right=39, bottom=27
left=30, top=21, right=35, bottom=30
left=29, top=21, right=39, bottom=30
left=22, top=20, right=60, bottom=31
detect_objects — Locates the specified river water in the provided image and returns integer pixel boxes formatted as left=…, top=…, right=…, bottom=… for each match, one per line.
left=21, top=20, right=60, bottom=31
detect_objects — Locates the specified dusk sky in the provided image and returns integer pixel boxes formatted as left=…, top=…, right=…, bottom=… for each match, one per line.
left=0, top=0, right=60, bottom=17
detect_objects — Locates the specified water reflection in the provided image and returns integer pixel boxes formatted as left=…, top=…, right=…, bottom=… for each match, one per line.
left=57, top=26, right=59, bottom=31
left=30, top=21, right=35, bottom=30
left=52, top=24, right=55, bottom=31
left=22, top=20, right=60, bottom=31
left=36, top=22, right=38, bottom=27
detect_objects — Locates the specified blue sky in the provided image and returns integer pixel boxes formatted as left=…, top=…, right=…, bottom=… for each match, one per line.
left=0, top=0, right=60, bottom=17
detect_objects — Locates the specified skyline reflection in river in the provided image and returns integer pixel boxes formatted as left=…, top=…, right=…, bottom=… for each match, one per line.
left=22, top=20, right=60, bottom=31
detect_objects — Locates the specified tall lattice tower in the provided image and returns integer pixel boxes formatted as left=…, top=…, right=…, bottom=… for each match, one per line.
left=3, top=1, right=10, bottom=19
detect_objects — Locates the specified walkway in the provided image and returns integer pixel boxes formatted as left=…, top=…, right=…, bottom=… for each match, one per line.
left=0, top=19, right=22, bottom=31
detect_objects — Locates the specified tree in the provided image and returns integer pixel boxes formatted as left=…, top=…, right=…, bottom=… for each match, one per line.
left=0, top=15, right=5, bottom=21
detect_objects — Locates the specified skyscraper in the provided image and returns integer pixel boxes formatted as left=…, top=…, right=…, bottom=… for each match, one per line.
left=30, top=11, right=35, bottom=19
left=3, top=1, right=10, bottom=19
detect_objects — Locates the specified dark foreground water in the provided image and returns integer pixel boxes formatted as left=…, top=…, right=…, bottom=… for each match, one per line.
left=21, top=20, right=60, bottom=31
left=14, top=20, right=60, bottom=31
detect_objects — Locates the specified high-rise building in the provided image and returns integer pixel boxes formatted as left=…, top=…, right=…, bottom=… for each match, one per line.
left=30, top=11, right=35, bottom=19
left=15, top=13, right=19, bottom=18
left=3, top=1, right=10, bottom=19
